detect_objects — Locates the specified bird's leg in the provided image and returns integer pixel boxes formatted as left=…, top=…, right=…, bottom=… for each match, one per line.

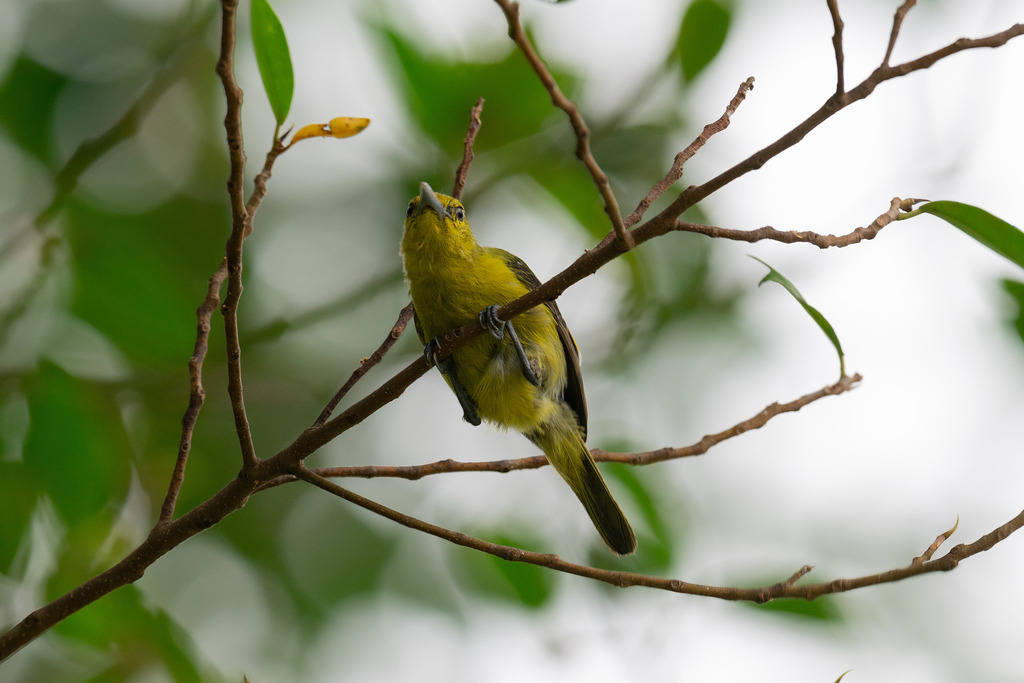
left=424, top=338, right=481, bottom=426
left=479, top=305, right=541, bottom=386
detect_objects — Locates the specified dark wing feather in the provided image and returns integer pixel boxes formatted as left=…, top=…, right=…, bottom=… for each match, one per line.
left=412, top=306, right=426, bottom=345
left=503, top=252, right=589, bottom=437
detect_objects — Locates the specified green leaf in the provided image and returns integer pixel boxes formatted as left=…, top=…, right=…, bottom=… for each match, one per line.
left=381, top=27, right=577, bottom=155
left=453, top=532, right=553, bottom=608
left=0, top=56, right=67, bottom=162
left=907, top=201, right=1024, bottom=270
left=23, top=362, right=132, bottom=523
left=1001, top=279, right=1024, bottom=345
left=677, top=0, right=731, bottom=82
left=52, top=582, right=204, bottom=681
left=751, top=256, right=846, bottom=377
left=251, top=0, right=294, bottom=126
left=67, top=196, right=227, bottom=369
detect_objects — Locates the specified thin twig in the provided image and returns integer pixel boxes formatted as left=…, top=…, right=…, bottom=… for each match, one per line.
left=825, top=0, right=845, bottom=94
left=292, top=464, right=1024, bottom=603
left=273, top=372, right=862, bottom=484
left=883, top=0, right=918, bottom=67
left=911, top=517, right=959, bottom=566
left=493, top=0, right=632, bottom=249
left=158, top=259, right=229, bottom=525
left=623, top=77, right=755, bottom=230
left=4, top=11, right=1023, bottom=662
left=656, top=23, right=1024, bottom=232
left=313, top=303, right=415, bottom=427
left=453, top=98, right=485, bottom=200
left=216, top=0, right=258, bottom=469
left=245, top=134, right=288, bottom=232
left=671, top=197, right=915, bottom=249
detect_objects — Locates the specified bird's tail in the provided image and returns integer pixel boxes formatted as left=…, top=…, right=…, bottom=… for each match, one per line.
left=529, top=413, right=637, bottom=555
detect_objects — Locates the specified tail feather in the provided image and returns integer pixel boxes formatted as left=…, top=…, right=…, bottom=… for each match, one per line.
left=575, top=452, right=637, bottom=555
left=529, top=416, right=637, bottom=555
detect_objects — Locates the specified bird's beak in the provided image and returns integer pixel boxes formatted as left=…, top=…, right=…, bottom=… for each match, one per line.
left=416, top=182, right=450, bottom=220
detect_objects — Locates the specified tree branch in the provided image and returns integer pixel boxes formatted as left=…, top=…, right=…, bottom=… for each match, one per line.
left=671, top=197, right=918, bottom=248
left=293, top=462, right=1024, bottom=603
left=453, top=98, right=485, bottom=200
left=623, top=76, right=755, bottom=231
left=4, top=8, right=1022, bottom=663
left=883, top=0, right=917, bottom=68
left=825, top=0, right=845, bottom=95
left=493, top=0, right=632, bottom=249
left=158, top=259, right=229, bottom=525
left=266, top=373, right=862, bottom=485
left=216, top=0, right=259, bottom=470
left=656, top=23, right=1024, bottom=230
left=313, top=303, right=415, bottom=428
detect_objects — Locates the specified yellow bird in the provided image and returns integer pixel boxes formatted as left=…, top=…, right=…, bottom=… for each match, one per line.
left=402, top=182, right=636, bottom=555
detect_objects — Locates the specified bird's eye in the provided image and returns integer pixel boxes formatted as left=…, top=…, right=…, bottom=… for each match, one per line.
left=406, top=200, right=416, bottom=217
left=453, top=206, right=465, bottom=221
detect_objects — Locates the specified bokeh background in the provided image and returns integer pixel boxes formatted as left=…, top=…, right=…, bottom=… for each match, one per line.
left=2, top=0, right=1023, bottom=681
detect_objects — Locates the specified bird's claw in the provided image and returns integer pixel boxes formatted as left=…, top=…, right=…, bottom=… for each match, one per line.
left=479, top=305, right=540, bottom=386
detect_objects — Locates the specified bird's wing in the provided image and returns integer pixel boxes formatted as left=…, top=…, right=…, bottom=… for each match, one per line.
left=503, top=251, right=589, bottom=437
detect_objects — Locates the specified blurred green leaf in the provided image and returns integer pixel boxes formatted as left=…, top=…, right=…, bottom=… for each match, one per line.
left=381, top=27, right=577, bottom=155
left=747, top=595, right=844, bottom=622
left=251, top=0, right=294, bottom=126
left=23, top=362, right=132, bottom=523
left=601, top=462, right=675, bottom=571
left=67, top=196, right=228, bottom=368
left=0, top=56, right=67, bottom=163
left=908, top=201, right=1024, bottom=270
left=677, top=0, right=731, bottom=82
left=454, top=532, right=553, bottom=608
left=278, top=496, right=397, bottom=607
left=0, top=461, right=37, bottom=572
left=751, top=256, right=846, bottom=377
left=51, top=582, right=204, bottom=681
left=609, top=229, right=737, bottom=365
left=1001, top=279, right=1024, bottom=345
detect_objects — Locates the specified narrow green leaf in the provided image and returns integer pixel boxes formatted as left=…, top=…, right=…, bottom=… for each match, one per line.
left=1000, top=279, right=1024, bottom=345
left=677, top=0, right=731, bottom=82
left=751, top=256, right=846, bottom=377
left=907, top=201, right=1024, bottom=270
left=251, top=0, right=293, bottom=126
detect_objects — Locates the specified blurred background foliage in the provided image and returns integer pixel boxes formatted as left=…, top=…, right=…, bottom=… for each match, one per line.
left=1, top=0, right=1022, bottom=681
